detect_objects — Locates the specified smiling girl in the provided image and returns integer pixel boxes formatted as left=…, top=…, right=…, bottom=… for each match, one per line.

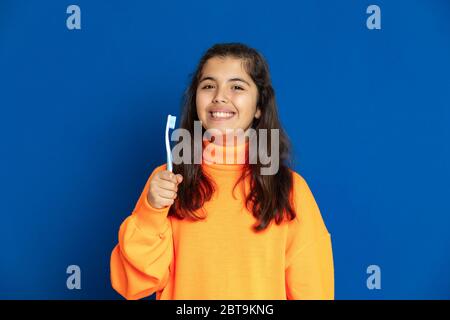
left=110, top=43, right=334, bottom=300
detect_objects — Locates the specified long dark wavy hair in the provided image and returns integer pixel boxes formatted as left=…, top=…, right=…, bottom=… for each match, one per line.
left=169, top=43, right=296, bottom=231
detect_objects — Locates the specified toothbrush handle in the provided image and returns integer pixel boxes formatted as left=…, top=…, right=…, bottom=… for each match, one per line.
left=167, top=153, right=173, bottom=172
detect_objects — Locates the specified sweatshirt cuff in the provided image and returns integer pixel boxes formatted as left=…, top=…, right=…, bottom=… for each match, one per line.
left=134, top=196, right=171, bottom=235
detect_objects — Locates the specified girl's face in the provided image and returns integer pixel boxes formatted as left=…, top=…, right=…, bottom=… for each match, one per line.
left=196, top=57, right=261, bottom=135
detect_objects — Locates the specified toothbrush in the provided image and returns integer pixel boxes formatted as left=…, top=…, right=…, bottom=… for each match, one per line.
left=165, top=114, right=177, bottom=172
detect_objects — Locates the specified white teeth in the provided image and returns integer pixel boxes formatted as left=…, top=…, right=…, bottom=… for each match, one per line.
left=211, top=111, right=234, bottom=119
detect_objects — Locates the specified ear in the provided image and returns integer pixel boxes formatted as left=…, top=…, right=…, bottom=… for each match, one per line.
left=255, top=107, right=262, bottom=119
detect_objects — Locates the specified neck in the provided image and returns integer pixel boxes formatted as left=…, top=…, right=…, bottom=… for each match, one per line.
left=202, top=137, right=249, bottom=166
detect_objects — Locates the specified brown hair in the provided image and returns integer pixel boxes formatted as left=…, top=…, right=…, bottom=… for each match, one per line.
left=169, top=43, right=296, bottom=231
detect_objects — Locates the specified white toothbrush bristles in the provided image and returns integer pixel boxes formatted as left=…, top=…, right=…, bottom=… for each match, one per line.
left=165, top=114, right=177, bottom=172
left=167, top=115, right=176, bottom=129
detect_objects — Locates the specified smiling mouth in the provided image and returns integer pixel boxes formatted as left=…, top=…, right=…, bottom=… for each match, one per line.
left=209, top=111, right=236, bottom=120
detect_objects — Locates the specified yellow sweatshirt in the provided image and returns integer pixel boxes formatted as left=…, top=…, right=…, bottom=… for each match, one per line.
left=110, top=141, right=334, bottom=300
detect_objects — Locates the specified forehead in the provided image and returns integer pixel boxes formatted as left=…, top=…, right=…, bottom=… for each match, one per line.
left=201, top=56, right=251, bottom=80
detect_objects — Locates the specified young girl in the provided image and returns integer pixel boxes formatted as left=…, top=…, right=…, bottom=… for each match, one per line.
left=110, top=43, right=334, bottom=300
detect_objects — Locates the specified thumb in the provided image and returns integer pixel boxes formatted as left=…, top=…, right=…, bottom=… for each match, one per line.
left=175, top=174, right=183, bottom=184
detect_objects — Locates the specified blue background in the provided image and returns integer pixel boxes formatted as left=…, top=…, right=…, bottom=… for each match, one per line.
left=0, top=0, right=449, bottom=299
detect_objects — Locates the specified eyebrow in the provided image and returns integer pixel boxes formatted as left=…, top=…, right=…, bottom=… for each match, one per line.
left=199, top=76, right=251, bottom=87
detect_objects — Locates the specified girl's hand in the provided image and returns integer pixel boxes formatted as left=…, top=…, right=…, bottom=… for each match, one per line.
left=147, top=170, right=183, bottom=209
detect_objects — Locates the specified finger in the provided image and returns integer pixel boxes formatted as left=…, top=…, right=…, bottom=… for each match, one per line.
left=158, top=180, right=177, bottom=191
left=159, top=198, right=175, bottom=207
left=159, top=171, right=178, bottom=183
left=158, top=188, right=177, bottom=199
left=175, top=174, right=183, bottom=184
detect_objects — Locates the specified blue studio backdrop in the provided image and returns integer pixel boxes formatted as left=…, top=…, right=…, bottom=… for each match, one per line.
left=0, top=0, right=449, bottom=299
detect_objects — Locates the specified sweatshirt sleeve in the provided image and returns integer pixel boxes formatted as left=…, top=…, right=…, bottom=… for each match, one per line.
left=285, top=172, right=334, bottom=300
left=110, top=164, right=173, bottom=300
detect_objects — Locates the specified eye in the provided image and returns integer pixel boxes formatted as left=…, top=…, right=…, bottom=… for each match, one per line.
left=201, top=84, right=215, bottom=89
left=233, top=85, right=244, bottom=91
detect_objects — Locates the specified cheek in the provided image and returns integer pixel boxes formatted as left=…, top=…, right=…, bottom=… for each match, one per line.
left=234, top=94, right=257, bottom=116
left=196, top=92, right=208, bottom=117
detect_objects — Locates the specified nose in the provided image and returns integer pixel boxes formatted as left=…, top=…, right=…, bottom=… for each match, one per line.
left=212, top=88, right=229, bottom=104
left=213, top=97, right=228, bottom=103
